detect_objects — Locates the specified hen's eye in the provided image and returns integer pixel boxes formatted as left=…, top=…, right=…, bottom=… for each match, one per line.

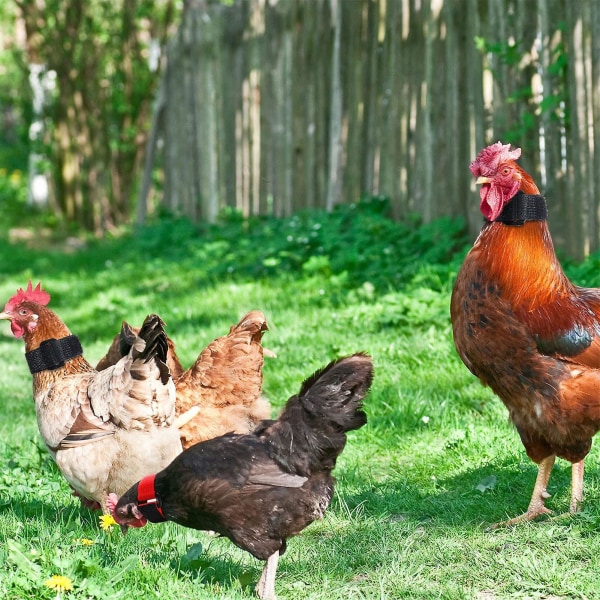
left=18, top=309, right=28, bottom=316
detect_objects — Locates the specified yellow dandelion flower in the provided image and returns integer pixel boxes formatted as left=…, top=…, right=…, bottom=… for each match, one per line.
left=99, top=514, right=117, bottom=530
left=73, top=538, right=95, bottom=546
left=44, top=575, right=73, bottom=592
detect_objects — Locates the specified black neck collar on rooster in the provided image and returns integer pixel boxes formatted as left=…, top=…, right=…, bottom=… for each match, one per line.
left=25, top=335, right=83, bottom=374
left=137, top=474, right=166, bottom=523
left=494, top=191, right=547, bottom=226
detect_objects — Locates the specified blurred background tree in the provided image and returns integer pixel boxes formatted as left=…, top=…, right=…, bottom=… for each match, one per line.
left=8, top=0, right=177, bottom=234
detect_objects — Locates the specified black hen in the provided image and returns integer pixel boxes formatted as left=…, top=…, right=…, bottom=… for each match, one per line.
left=109, top=353, right=373, bottom=599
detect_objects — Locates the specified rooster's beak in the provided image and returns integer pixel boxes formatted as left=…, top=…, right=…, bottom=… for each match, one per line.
left=476, top=176, right=492, bottom=185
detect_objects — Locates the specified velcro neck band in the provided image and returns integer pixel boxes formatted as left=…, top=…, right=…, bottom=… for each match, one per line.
left=26, top=335, right=83, bottom=373
left=495, top=191, right=547, bottom=226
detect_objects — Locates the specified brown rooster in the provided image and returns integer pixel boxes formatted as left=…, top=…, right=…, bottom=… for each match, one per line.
left=451, top=142, right=600, bottom=526
left=108, top=353, right=373, bottom=600
left=96, top=311, right=272, bottom=448
left=0, top=282, right=192, bottom=512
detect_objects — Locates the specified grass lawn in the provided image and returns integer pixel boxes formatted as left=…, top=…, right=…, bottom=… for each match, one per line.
left=2, top=201, right=600, bottom=599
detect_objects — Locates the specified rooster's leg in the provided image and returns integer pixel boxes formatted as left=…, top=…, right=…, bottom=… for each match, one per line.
left=255, top=551, right=279, bottom=600
left=493, top=454, right=555, bottom=528
left=570, top=459, right=584, bottom=514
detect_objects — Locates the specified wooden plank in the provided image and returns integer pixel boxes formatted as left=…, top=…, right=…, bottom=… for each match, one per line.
left=326, top=0, right=343, bottom=210
left=157, top=0, right=600, bottom=258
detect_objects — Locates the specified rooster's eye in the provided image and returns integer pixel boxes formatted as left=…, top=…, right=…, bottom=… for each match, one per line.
left=501, top=167, right=511, bottom=175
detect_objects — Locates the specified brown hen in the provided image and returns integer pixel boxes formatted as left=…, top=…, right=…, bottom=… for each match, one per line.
left=96, top=311, right=272, bottom=448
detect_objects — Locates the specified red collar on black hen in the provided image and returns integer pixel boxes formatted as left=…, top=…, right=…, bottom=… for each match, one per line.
left=136, top=474, right=166, bottom=522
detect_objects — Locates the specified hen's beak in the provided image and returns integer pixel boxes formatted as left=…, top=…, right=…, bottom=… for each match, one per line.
left=119, top=523, right=129, bottom=534
left=476, top=176, right=492, bottom=185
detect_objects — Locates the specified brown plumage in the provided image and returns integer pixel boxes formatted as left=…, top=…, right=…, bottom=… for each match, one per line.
left=451, top=142, right=600, bottom=525
left=96, top=311, right=272, bottom=448
left=109, top=353, right=373, bottom=600
left=0, top=283, right=187, bottom=512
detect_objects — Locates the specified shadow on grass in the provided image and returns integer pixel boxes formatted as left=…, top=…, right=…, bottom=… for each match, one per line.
left=333, top=453, right=600, bottom=531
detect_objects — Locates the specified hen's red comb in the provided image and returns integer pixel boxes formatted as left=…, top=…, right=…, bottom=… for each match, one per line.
left=4, top=281, right=51, bottom=312
left=470, top=141, right=521, bottom=178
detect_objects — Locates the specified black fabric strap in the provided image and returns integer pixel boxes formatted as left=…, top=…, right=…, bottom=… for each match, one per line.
left=137, top=501, right=166, bottom=523
left=25, top=335, right=83, bottom=373
left=494, top=191, right=548, bottom=226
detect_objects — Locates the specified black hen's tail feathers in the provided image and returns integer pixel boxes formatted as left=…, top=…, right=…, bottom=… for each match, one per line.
left=259, top=353, right=373, bottom=477
left=296, top=352, right=371, bottom=432
left=132, top=314, right=170, bottom=384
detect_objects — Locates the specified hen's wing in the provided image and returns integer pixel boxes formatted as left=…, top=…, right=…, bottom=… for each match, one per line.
left=175, top=311, right=272, bottom=446
left=36, top=374, right=116, bottom=452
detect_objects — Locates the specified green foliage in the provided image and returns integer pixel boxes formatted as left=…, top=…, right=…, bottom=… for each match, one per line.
left=0, top=168, right=75, bottom=235
left=12, top=0, right=179, bottom=231
left=0, top=168, right=26, bottom=208
left=0, top=4, right=30, bottom=172
left=184, top=198, right=466, bottom=295
left=475, top=25, right=569, bottom=145
left=3, top=204, right=600, bottom=597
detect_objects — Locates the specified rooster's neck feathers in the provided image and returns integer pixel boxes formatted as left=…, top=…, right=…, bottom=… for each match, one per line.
left=476, top=179, right=570, bottom=312
left=516, top=165, right=540, bottom=195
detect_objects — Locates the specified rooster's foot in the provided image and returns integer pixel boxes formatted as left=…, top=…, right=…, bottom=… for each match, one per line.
left=491, top=506, right=552, bottom=529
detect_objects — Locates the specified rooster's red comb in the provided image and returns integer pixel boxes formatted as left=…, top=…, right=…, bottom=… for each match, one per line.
left=4, top=281, right=51, bottom=312
left=470, top=141, right=521, bottom=178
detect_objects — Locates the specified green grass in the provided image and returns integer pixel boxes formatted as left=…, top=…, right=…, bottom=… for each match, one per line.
left=2, top=201, right=600, bottom=599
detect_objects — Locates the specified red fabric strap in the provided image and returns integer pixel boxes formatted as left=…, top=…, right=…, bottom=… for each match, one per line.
left=136, top=474, right=166, bottom=522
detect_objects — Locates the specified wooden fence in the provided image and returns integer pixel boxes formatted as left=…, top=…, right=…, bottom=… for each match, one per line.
left=148, top=0, right=600, bottom=259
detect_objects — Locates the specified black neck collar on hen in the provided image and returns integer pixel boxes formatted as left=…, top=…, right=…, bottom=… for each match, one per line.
left=26, top=335, right=83, bottom=374
left=494, top=191, right=547, bottom=226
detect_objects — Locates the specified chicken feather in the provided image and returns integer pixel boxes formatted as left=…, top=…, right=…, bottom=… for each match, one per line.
left=109, top=353, right=373, bottom=600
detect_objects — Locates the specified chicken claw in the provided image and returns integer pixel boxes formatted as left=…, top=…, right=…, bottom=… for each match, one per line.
left=492, top=454, right=555, bottom=529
